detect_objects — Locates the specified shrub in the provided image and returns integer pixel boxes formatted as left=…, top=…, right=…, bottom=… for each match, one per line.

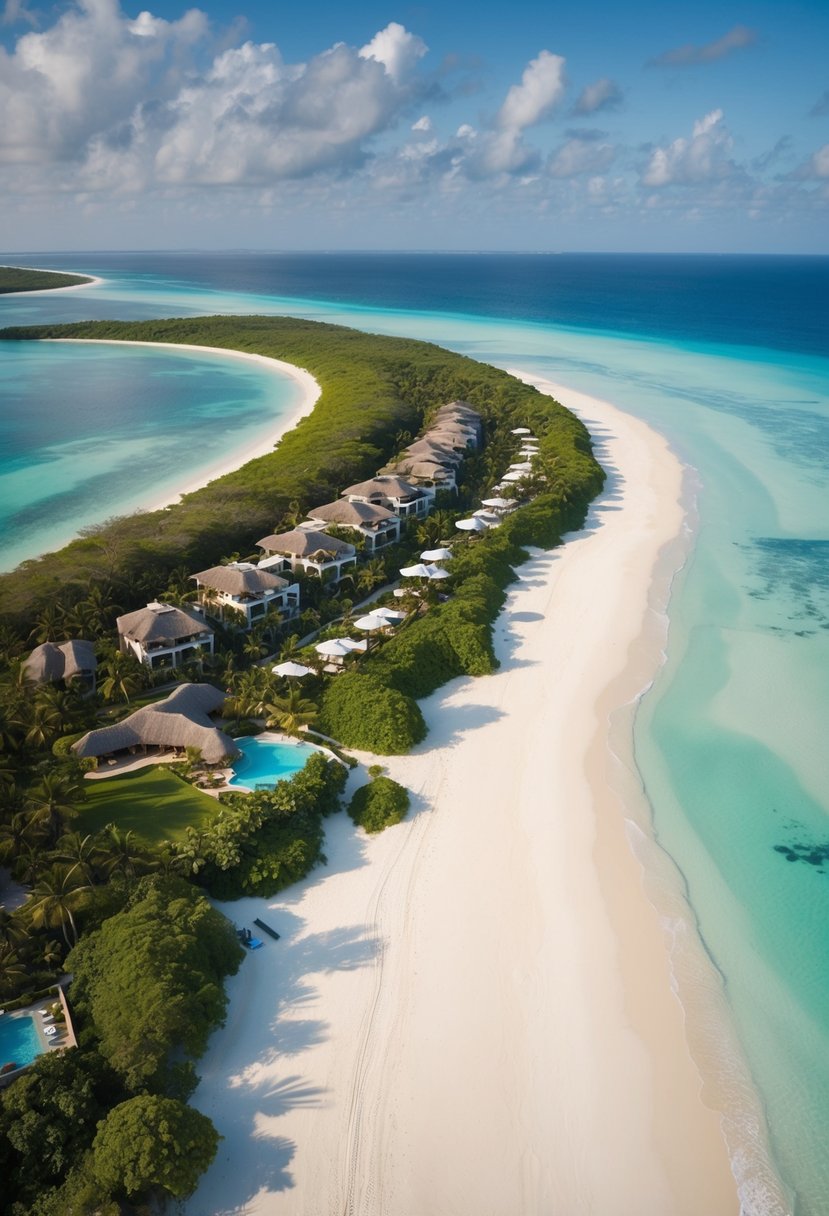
left=318, top=672, right=426, bottom=754
left=349, top=775, right=410, bottom=834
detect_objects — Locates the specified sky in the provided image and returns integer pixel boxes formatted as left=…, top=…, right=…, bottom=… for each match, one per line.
left=1, top=0, right=828, bottom=252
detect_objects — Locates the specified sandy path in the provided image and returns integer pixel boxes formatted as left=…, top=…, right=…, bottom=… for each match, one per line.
left=185, top=378, right=739, bottom=1216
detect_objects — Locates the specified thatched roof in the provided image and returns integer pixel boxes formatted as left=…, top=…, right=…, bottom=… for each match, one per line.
left=256, top=528, right=356, bottom=560
left=341, top=475, right=424, bottom=501
left=23, top=640, right=97, bottom=685
left=72, top=683, right=236, bottom=764
left=192, top=563, right=288, bottom=596
left=435, top=400, right=481, bottom=422
left=117, top=603, right=212, bottom=645
left=387, top=457, right=454, bottom=481
left=307, top=500, right=398, bottom=527
left=403, top=440, right=464, bottom=465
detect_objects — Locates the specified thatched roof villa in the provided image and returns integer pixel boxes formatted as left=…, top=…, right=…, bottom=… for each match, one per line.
left=23, top=640, right=97, bottom=689
left=72, top=684, right=237, bottom=765
left=117, top=602, right=214, bottom=671
left=340, top=475, right=430, bottom=518
left=191, top=561, right=300, bottom=629
left=256, top=528, right=357, bottom=583
left=304, top=499, right=401, bottom=552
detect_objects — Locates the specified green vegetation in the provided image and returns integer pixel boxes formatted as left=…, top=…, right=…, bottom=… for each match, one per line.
left=0, top=266, right=93, bottom=294
left=349, top=771, right=410, bottom=833
left=318, top=671, right=426, bottom=754
left=0, top=314, right=599, bottom=626
left=79, top=766, right=220, bottom=844
left=184, top=751, right=347, bottom=899
left=67, top=876, right=243, bottom=1093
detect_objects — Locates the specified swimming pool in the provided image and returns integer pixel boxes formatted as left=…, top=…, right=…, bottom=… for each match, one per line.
left=228, top=735, right=311, bottom=790
left=0, top=1015, right=44, bottom=1072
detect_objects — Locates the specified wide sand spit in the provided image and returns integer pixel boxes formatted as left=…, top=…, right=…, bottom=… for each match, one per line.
left=184, top=376, right=741, bottom=1216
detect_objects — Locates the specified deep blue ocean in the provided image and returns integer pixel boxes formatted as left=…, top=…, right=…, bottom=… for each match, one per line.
left=2, top=251, right=828, bottom=1215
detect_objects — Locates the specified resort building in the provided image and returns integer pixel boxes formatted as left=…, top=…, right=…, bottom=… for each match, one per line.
left=304, top=499, right=401, bottom=552
left=340, top=475, right=430, bottom=519
left=23, top=639, right=97, bottom=690
left=383, top=455, right=457, bottom=493
left=191, top=562, right=300, bottom=629
left=72, top=683, right=237, bottom=765
left=256, top=528, right=357, bottom=584
left=116, top=602, right=214, bottom=671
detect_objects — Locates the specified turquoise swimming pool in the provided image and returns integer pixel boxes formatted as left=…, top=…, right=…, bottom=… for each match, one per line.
left=0, top=1015, right=43, bottom=1071
left=228, top=736, right=311, bottom=790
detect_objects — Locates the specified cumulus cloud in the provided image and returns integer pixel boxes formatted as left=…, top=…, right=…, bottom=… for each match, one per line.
left=0, top=3, right=433, bottom=190
left=1, top=0, right=37, bottom=26
left=496, top=50, right=565, bottom=130
left=648, top=25, right=757, bottom=68
left=412, top=115, right=432, bottom=132
left=572, top=77, right=622, bottom=115
left=642, top=109, right=737, bottom=186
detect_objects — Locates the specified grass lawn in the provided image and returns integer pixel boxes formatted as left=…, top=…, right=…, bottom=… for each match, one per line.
left=78, top=766, right=219, bottom=845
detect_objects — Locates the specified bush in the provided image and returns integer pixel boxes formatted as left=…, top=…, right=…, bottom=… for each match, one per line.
left=349, top=775, right=410, bottom=834
left=318, top=672, right=426, bottom=754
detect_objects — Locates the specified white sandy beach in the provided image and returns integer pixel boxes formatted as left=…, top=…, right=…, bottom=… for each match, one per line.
left=49, top=339, right=321, bottom=511
left=184, top=378, right=739, bottom=1216
left=1, top=268, right=105, bottom=295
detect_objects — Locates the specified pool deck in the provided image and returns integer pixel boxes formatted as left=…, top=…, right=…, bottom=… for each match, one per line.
left=0, top=987, right=77, bottom=1086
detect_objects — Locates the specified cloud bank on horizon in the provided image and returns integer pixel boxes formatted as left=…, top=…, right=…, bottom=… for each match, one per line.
left=0, top=0, right=827, bottom=251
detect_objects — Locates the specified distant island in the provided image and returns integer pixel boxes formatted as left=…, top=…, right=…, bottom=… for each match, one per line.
left=0, top=265, right=94, bottom=294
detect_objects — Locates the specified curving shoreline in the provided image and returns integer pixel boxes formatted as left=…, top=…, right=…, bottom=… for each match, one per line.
left=184, top=376, right=750, bottom=1216
left=0, top=266, right=103, bottom=295
left=48, top=339, right=321, bottom=514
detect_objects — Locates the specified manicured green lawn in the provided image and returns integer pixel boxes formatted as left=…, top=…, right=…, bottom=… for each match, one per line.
left=78, top=766, right=219, bottom=844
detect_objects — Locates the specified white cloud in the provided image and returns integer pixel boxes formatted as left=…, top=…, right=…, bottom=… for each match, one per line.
left=412, top=115, right=432, bottom=132
left=496, top=50, right=565, bottom=131
left=790, top=144, right=829, bottom=180
left=359, top=21, right=427, bottom=85
left=642, top=109, right=736, bottom=187
left=573, top=77, right=622, bottom=115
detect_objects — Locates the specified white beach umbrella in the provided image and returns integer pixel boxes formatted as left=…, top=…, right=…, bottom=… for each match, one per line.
left=272, top=661, right=313, bottom=679
left=340, top=638, right=367, bottom=651
left=372, top=606, right=407, bottom=621
left=315, top=638, right=354, bottom=658
left=354, top=613, right=390, bottom=632
left=472, top=510, right=501, bottom=524
left=424, top=564, right=451, bottom=580
left=420, top=547, right=453, bottom=561
left=500, top=470, right=524, bottom=483
left=400, top=562, right=433, bottom=578
left=511, top=426, right=532, bottom=435
left=455, top=517, right=489, bottom=533
left=509, top=461, right=533, bottom=472
left=481, top=497, right=517, bottom=510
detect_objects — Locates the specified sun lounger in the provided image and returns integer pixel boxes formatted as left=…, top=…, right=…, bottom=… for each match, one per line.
left=254, top=918, right=281, bottom=941
left=44, top=1026, right=57, bottom=1036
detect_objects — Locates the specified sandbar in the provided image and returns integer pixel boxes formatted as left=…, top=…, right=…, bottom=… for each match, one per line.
left=184, top=376, right=740, bottom=1215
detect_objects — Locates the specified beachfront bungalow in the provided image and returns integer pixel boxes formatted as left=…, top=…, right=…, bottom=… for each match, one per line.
left=117, top=602, right=214, bottom=671
left=191, top=562, right=300, bottom=629
left=340, top=475, right=430, bottom=519
left=256, top=528, right=357, bottom=584
left=72, top=683, right=237, bottom=765
left=304, top=499, right=401, bottom=552
left=23, top=640, right=97, bottom=691
left=401, top=439, right=465, bottom=467
left=434, top=400, right=483, bottom=439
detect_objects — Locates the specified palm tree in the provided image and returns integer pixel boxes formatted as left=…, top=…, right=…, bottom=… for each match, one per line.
left=355, top=558, right=388, bottom=597
left=53, top=831, right=103, bottom=884
left=264, top=688, right=318, bottom=736
left=416, top=511, right=456, bottom=549
left=98, top=825, right=158, bottom=882
left=0, top=942, right=28, bottom=996
left=25, top=771, right=85, bottom=840
left=0, top=810, right=47, bottom=864
left=168, top=830, right=208, bottom=878
left=99, top=650, right=146, bottom=704
left=242, top=628, right=268, bottom=663
left=29, top=603, right=65, bottom=644
left=27, top=863, right=90, bottom=948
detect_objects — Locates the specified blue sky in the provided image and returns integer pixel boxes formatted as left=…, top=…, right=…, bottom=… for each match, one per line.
left=1, top=0, right=827, bottom=252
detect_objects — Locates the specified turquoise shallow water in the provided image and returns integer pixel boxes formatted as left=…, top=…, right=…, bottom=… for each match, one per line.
left=1, top=257, right=828, bottom=1214
left=0, top=337, right=305, bottom=571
